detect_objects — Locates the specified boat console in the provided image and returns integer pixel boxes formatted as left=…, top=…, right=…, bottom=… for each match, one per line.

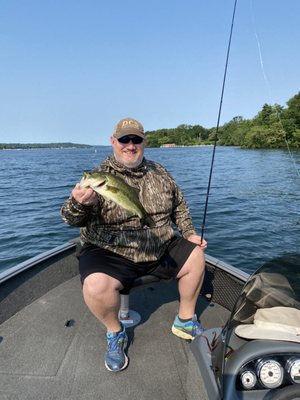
left=191, top=253, right=300, bottom=400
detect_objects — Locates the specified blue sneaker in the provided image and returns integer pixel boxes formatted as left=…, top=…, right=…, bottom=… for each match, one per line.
left=171, top=314, right=205, bottom=340
left=105, top=325, right=128, bottom=372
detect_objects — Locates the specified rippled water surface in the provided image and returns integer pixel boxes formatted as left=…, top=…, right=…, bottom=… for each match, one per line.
left=0, top=146, right=299, bottom=274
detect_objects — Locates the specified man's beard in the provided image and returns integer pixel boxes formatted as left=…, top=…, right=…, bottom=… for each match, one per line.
left=113, top=151, right=143, bottom=169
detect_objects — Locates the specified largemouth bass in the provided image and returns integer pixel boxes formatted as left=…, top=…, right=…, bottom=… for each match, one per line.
left=79, top=171, right=155, bottom=228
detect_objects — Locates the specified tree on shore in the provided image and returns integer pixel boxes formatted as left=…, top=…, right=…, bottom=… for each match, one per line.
left=145, top=91, right=300, bottom=149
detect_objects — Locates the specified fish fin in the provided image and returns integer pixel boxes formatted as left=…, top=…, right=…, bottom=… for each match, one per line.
left=132, top=186, right=140, bottom=195
left=105, top=185, right=121, bottom=194
left=141, top=215, right=156, bottom=228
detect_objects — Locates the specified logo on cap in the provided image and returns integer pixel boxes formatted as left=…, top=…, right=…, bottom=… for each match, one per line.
left=121, top=120, right=139, bottom=129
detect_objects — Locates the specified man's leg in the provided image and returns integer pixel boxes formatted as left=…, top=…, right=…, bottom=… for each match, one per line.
left=176, top=246, right=205, bottom=319
left=172, top=246, right=206, bottom=339
left=82, top=272, right=123, bottom=332
left=82, top=272, right=128, bottom=372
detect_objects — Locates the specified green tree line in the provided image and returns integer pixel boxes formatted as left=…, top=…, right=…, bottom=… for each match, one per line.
left=146, top=91, right=300, bottom=149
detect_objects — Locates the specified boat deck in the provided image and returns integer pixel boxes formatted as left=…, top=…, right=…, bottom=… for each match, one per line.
left=0, top=275, right=230, bottom=400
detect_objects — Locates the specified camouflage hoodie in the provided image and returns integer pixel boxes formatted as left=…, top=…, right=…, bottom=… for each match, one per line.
left=61, top=155, right=196, bottom=263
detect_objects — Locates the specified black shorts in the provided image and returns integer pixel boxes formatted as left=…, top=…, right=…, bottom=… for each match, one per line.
left=77, top=236, right=197, bottom=293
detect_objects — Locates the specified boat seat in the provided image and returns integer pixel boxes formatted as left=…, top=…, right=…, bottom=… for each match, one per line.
left=119, top=275, right=161, bottom=326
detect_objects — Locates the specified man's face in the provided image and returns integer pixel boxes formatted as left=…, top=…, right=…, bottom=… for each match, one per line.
left=110, top=135, right=146, bottom=168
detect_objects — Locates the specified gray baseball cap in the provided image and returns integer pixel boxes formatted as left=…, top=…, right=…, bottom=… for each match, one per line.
left=113, top=117, right=145, bottom=139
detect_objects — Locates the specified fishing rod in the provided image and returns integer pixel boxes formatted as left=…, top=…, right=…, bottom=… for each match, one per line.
left=200, top=0, right=238, bottom=243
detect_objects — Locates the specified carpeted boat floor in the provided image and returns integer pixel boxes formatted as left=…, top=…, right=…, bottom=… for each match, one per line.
left=0, top=276, right=230, bottom=400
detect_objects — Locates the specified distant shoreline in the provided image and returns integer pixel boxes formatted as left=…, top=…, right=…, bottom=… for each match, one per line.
left=0, top=143, right=93, bottom=150
left=1, top=143, right=215, bottom=150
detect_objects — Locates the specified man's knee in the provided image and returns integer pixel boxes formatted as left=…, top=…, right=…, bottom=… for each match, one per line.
left=83, top=273, right=123, bottom=299
left=192, top=247, right=205, bottom=278
left=187, top=246, right=205, bottom=269
left=177, top=246, right=205, bottom=279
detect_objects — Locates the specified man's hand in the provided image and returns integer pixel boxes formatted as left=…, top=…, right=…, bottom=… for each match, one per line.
left=187, top=234, right=207, bottom=250
left=72, top=184, right=98, bottom=206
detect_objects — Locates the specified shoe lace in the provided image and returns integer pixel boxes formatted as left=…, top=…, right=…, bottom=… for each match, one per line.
left=107, top=334, right=124, bottom=353
left=192, top=320, right=204, bottom=337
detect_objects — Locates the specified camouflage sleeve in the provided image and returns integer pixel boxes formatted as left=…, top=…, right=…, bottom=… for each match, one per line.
left=155, top=162, right=197, bottom=238
left=171, top=184, right=197, bottom=238
left=60, top=196, right=94, bottom=227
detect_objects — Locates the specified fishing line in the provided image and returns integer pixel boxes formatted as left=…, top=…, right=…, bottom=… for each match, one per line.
left=200, top=0, right=238, bottom=242
left=250, top=0, right=300, bottom=178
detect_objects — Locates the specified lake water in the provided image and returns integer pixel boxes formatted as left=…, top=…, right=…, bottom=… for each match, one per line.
left=0, top=146, right=299, bottom=275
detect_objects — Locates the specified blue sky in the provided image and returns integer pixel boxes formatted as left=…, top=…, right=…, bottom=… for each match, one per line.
left=1, top=0, right=300, bottom=145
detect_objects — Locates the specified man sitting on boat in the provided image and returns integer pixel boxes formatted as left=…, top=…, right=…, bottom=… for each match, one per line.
left=61, top=117, right=207, bottom=372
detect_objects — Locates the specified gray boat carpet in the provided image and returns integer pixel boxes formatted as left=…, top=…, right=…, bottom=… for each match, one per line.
left=0, top=276, right=229, bottom=400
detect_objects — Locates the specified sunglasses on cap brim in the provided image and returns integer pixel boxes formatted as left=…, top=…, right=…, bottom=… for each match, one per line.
left=117, top=135, right=144, bottom=144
